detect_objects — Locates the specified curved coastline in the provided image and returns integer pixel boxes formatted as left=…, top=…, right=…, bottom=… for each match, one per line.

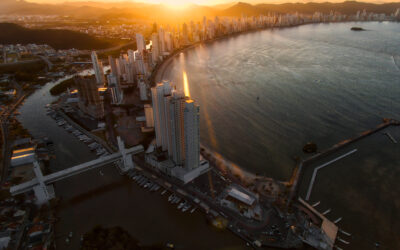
left=151, top=20, right=400, bottom=193
left=151, top=21, right=314, bottom=85
left=151, top=20, right=390, bottom=85
left=150, top=23, right=312, bottom=186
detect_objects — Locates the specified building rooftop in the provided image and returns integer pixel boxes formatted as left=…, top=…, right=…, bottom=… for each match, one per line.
left=11, top=147, right=36, bottom=167
left=227, top=185, right=256, bottom=206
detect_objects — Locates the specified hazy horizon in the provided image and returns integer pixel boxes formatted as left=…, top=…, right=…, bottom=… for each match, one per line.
left=25, top=0, right=400, bottom=6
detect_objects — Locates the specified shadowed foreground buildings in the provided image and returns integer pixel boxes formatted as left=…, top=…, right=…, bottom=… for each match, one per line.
left=74, top=76, right=104, bottom=119
left=146, top=80, right=209, bottom=184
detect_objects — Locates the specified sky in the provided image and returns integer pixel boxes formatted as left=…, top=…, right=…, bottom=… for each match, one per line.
left=26, top=0, right=397, bottom=5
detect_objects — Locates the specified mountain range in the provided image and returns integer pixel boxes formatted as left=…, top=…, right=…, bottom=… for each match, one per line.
left=1, top=1, right=399, bottom=22
left=0, top=23, right=115, bottom=50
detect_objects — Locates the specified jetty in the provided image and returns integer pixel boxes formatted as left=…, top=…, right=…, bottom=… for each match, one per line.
left=288, top=118, right=400, bottom=204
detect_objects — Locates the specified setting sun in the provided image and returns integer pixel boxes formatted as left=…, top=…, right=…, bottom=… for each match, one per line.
left=163, top=0, right=192, bottom=9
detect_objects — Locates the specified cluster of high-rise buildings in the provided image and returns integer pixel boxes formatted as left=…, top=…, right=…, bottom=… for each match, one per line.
left=76, top=7, right=400, bottom=181
left=147, top=10, right=399, bottom=64
left=146, top=80, right=209, bottom=184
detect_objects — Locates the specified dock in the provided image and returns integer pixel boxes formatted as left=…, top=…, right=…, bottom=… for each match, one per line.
left=288, top=119, right=400, bottom=204
left=383, top=132, right=397, bottom=144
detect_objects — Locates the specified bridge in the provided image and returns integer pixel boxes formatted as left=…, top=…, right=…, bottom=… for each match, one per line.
left=71, top=62, right=92, bottom=65
left=10, top=137, right=144, bottom=205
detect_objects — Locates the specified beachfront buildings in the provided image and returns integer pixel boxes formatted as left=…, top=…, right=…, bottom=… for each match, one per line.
left=91, top=51, right=105, bottom=85
left=74, top=76, right=104, bottom=119
left=146, top=80, right=209, bottom=184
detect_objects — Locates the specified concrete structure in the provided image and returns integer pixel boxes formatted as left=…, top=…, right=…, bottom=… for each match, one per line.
left=183, top=99, right=200, bottom=171
left=10, top=138, right=143, bottom=205
left=138, top=80, right=148, bottom=101
left=147, top=84, right=209, bottom=184
left=108, top=56, right=118, bottom=77
left=135, top=33, right=146, bottom=54
left=166, top=91, right=186, bottom=165
left=220, top=184, right=262, bottom=221
left=144, top=104, right=154, bottom=128
left=10, top=147, right=36, bottom=167
left=151, top=80, right=172, bottom=150
left=74, top=76, right=104, bottom=119
left=151, top=33, right=160, bottom=63
left=298, top=198, right=338, bottom=250
left=91, top=51, right=105, bottom=85
left=107, top=74, right=123, bottom=104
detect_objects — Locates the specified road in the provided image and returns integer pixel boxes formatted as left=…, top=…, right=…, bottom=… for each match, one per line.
left=0, top=80, right=27, bottom=184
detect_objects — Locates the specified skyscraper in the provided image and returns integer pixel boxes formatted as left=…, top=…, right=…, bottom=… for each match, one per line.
left=91, top=51, right=105, bottom=85
left=107, top=74, right=122, bottom=104
left=166, top=91, right=186, bottom=165
left=138, top=80, right=148, bottom=101
left=158, top=27, right=166, bottom=54
left=151, top=33, right=160, bottom=63
left=183, top=100, right=200, bottom=170
left=136, top=33, right=146, bottom=54
left=108, top=56, right=118, bottom=77
left=182, top=23, right=189, bottom=45
left=151, top=80, right=172, bottom=150
left=74, top=76, right=104, bottom=119
left=147, top=81, right=209, bottom=184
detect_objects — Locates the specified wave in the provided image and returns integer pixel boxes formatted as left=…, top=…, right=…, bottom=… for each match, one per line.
left=392, top=55, right=400, bottom=71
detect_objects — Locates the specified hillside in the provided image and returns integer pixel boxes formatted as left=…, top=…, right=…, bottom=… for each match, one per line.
left=0, top=23, right=115, bottom=50
left=220, top=1, right=400, bottom=16
left=0, top=1, right=399, bottom=21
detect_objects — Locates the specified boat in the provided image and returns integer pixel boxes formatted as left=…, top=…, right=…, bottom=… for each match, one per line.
left=351, top=27, right=365, bottom=31
left=161, top=190, right=167, bottom=195
left=190, top=207, right=196, bottom=213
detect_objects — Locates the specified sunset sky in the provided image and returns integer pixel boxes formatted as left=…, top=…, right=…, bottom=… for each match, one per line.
left=26, top=0, right=397, bottom=5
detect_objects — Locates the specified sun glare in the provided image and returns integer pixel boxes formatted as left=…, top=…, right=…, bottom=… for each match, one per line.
left=183, top=71, right=191, bottom=97
left=163, top=0, right=190, bottom=9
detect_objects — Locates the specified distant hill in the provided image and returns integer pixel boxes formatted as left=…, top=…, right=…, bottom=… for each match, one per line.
left=0, top=1, right=399, bottom=21
left=221, top=1, right=400, bottom=16
left=0, top=23, right=115, bottom=50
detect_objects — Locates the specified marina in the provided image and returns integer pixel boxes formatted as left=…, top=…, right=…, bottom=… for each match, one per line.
left=9, top=21, right=400, bottom=249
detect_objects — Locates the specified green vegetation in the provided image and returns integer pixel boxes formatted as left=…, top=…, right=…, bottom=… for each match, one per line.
left=49, top=77, right=74, bottom=96
left=0, top=60, right=46, bottom=75
left=81, top=225, right=140, bottom=250
left=0, top=23, right=116, bottom=50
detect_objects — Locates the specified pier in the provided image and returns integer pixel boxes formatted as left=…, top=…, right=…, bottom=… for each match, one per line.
left=288, top=119, right=400, bottom=204
left=305, top=149, right=358, bottom=201
left=383, top=132, right=397, bottom=144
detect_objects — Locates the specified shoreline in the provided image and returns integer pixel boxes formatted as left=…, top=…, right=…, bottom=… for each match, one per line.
left=151, top=20, right=397, bottom=85
left=151, top=20, right=400, bottom=198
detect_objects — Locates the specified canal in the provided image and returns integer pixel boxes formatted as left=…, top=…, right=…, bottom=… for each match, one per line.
left=17, top=74, right=244, bottom=249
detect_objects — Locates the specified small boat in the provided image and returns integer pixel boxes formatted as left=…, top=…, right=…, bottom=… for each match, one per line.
left=190, top=207, right=196, bottom=213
